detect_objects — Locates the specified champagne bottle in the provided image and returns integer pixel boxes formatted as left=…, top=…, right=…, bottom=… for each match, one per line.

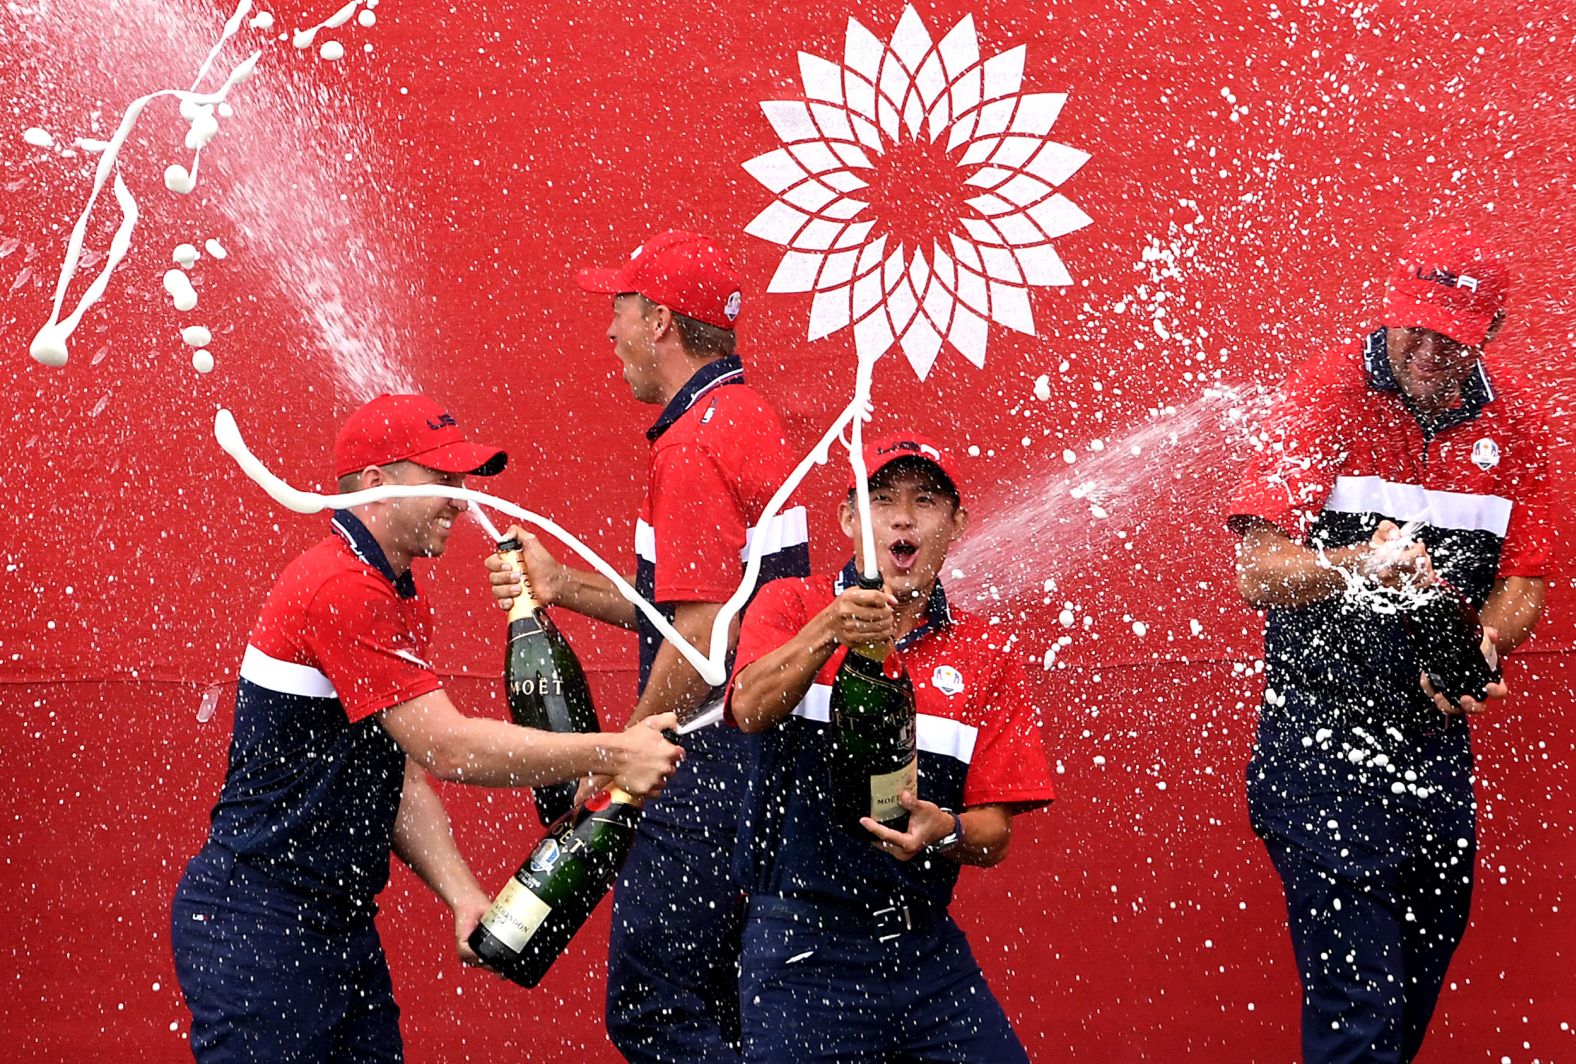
left=468, top=786, right=643, bottom=988
left=498, top=536, right=601, bottom=825
left=1401, top=579, right=1502, bottom=705
left=829, top=573, right=919, bottom=834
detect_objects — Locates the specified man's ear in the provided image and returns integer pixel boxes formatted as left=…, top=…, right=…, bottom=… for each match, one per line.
left=649, top=304, right=674, bottom=342
left=950, top=505, right=970, bottom=542
left=1483, top=308, right=1507, bottom=346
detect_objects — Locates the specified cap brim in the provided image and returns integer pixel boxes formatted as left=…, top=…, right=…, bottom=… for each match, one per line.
left=409, top=442, right=508, bottom=477
left=1383, top=294, right=1494, bottom=347
left=574, top=266, right=625, bottom=294
left=851, top=454, right=961, bottom=503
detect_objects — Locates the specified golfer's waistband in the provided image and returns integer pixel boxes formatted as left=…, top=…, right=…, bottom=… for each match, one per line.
left=748, top=892, right=949, bottom=943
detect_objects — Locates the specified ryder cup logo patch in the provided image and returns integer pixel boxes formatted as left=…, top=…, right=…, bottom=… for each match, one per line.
left=724, top=290, right=742, bottom=322
left=1471, top=437, right=1500, bottom=471
left=932, top=664, right=965, bottom=696
left=530, top=838, right=562, bottom=873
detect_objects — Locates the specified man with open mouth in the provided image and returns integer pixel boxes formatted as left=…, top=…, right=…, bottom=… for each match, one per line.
left=724, top=433, right=1055, bottom=1063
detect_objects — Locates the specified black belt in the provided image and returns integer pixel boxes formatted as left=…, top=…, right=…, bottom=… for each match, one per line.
left=749, top=893, right=948, bottom=943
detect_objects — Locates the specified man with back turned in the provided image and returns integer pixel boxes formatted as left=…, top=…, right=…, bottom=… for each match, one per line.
left=488, top=231, right=810, bottom=1061
left=1229, top=226, right=1551, bottom=1061
left=171, top=394, right=681, bottom=1063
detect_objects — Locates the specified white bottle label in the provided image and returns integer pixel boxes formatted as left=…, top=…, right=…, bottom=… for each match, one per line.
left=869, top=758, right=917, bottom=823
left=482, top=877, right=553, bottom=953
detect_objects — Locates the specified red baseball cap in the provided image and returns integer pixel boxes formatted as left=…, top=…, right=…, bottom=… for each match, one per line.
left=1382, top=226, right=1510, bottom=347
left=851, top=434, right=962, bottom=502
left=334, top=394, right=507, bottom=478
left=575, top=230, right=744, bottom=330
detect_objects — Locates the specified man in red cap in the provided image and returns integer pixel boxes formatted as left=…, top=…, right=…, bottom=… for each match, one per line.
left=1230, top=227, right=1551, bottom=1061
left=172, top=394, right=682, bottom=1064
left=488, top=232, right=810, bottom=1061
left=724, top=434, right=1054, bottom=1062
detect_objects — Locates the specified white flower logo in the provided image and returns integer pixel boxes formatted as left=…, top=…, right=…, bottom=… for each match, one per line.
left=743, top=6, right=1091, bottom=379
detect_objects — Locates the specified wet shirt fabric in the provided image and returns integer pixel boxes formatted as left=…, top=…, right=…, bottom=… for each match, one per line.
left=726, top=562, right=1055, bottom=912
left=196, top=510, right=441, bottom=917
left=634, top=354, right=810, bottom=701
left=1230, top=329, right=1551, bottom=750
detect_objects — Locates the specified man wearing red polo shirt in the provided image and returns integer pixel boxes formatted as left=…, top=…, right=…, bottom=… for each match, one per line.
left=1230, top=226, right=1551, bottom=1062
left=172, top=395, right=681, bottom=1063
left=489, top=232, right=810, bottom=1061
left=725, top=435, right=1054, bottom=1063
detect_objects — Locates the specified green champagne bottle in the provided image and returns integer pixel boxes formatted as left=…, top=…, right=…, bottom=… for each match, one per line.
left=498, top=536, right=601, bottom=826
left=829, top=573, right=919, bottom=834
left=468, top=786, right=643, bottom=988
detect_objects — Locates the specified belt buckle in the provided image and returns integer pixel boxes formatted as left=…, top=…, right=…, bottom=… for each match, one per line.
left=871, top=903, right=912, bottom=942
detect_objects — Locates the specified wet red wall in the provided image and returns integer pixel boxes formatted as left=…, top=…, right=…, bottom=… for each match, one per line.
left=3, top=1, right=1574, bottom=1059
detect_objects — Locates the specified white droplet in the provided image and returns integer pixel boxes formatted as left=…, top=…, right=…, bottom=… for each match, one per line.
left=250, top=11, right=275, bottom=29
left=1131, top=621, right=1147, bottom=637
left=292, top=26, right=318, bottom=48
left=164, top=165, right=194, bottom=194
left=181, top=325, right=213, bottom=347
left=1058, top=609, right=1075, bottom=627
left=192, top=349, right=214, bottom=374
left=1093, top=755, right=1107, bottom=766
left=1032, top=374, right=1051, bottom=401
left=29, top=323, right=70, bottom=366
left=163, top=269, right=198, bottom=311
left=358, top=9, right=375, bottom=26
left=320, top=40, right=345, bottom=61
left=204, top=238, right=228, bottom=260
left=173, top=244, right=199, bottom=268
left=23, top=127, right=54, bottom=148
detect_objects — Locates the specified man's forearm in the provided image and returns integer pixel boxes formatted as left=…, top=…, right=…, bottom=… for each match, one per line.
left=1236, top=522, right=1365, bottom=609
left=943, top=805, right=1014, bottom=868
left=555, top=568, right=639, bottom=629
left=627, top=602, right=729, bottom=726
left=1481, top=576, right=1546, bottom=655
left=392, top=760, right=488, bottom=911
left=731, top=620, right=838, bottom=734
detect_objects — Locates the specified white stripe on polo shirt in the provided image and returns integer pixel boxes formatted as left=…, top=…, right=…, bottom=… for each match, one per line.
left=1324, top=475, right=1512, bottom=536
left=790, top=683, right=979, bottom=763
left=239, top=644, right=337, bottom=698
left=742, top=506, right=810, bottom=561
left=635, top=519, right=657, bottom=564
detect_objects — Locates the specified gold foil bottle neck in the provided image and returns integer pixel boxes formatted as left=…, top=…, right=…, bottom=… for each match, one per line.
left=498, top=542, right=543, bottom=621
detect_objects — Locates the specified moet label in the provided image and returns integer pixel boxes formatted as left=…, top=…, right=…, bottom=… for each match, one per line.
left=869, top=757, right=918, bottom=823
left=481, top=877, right=553, bottom=953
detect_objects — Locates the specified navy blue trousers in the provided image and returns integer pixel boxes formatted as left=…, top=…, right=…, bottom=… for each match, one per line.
left=1248, top=719, right=1476, bottom=1064
left=737, top=900, right=1028, bottom=1063
left=171, top=845, right=401, bottom=1063
left=607, top=723, right=749, bottom=1063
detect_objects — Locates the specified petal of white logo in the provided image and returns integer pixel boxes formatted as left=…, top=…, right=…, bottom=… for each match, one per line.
left=742, top=6, right=1092, bottom=379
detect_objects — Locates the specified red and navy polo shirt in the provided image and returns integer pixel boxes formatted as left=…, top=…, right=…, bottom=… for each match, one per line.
left=1230, top=329, right=1551, bottom=720
left=725, top=562, right=1055, bottom=911
left=636, top=354, right=810, bottom=709
left=204, top=511, right=442, bottom=912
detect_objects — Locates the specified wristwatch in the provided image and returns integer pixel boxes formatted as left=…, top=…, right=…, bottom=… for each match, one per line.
left=924, top=811, right=964, bottom=857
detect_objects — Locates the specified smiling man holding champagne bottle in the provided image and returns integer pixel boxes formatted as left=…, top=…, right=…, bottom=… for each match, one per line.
left=1230, top=226, right=1551, bottom=1062
left=171, top=394, right=681, bottom=1064
left=725, top=435, right=1054, bottom=1063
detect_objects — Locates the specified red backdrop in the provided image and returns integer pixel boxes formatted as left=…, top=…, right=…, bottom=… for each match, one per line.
left=3, top=0, right=1574, bottom=1059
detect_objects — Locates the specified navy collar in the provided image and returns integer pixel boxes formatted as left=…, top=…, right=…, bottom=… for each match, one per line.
left=332, top=511, right=418, bottom=599
left=834, top=559, right=954, bottom=647
left=646, top=354, right=746, bottom=442
left=1362, top=327, right=1494, bottom=436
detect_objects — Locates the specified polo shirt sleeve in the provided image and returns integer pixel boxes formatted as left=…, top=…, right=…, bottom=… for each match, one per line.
left=1227, top=356, right=1348, bottom=542
left=961, top=649, right=1055, bottom=809
left=1497, top=430, right=1553, bottom=579
left=724, top=578, right=812, bottom=727
left=649, top=441, right=748, bottom=604
left=302, top=571, right=444, bottom=723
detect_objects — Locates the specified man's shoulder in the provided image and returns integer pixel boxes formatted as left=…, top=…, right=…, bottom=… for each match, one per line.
left=273, top=535, right=399, bottom=614
left=660, top=381, right=790, bottom=450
